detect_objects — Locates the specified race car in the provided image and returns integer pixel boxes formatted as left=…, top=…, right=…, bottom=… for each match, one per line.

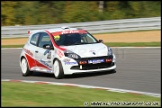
left=19, top=26, right=116, bottom=79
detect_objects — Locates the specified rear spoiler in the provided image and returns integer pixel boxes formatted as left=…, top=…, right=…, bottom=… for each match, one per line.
left=27, top=26, right=81, bottom=35
left=28, top=29, right=45, bottom=35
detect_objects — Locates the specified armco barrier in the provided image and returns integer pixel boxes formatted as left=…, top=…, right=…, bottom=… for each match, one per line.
left=1, top=17, right=161, bottom=38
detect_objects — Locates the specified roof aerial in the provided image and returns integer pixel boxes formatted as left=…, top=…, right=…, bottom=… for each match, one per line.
left=61, top=26, right=70, bottom=30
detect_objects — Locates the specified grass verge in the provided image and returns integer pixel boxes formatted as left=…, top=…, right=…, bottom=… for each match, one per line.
left=1, top=42, right=161, bottom=48
left=2, top=81, right=160, bottom=107
left=2, top=44, right=25, bottom=48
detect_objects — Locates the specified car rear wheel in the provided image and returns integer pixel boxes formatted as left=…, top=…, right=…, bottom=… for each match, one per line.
left=21, top=58, right=32, bottom=76
left=53, top=59, right=64, bottom=79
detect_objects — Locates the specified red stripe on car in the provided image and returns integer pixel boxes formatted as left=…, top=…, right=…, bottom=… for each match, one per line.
left=25, top=53, right=36, bottom=69
left=45, top=30, right=66, bottom=51
left=25, top=53, right=50, bottom=70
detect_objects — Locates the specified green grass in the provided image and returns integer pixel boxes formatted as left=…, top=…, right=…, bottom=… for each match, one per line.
left=1, top=42, right=161, bottom=48
left=1, top=82, right=161, bottom=107
left=2, top=44, right=25, bottom=48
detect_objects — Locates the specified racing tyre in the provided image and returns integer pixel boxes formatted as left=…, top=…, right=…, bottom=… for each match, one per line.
left=111, top=69, right=116, bottom=73
left=21, top=58, right=32, bottom=76
left=53, top=59, right=64, bottom=79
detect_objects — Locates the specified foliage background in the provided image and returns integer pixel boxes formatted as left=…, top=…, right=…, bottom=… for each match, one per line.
left=1, top=1, right=161, bottom=26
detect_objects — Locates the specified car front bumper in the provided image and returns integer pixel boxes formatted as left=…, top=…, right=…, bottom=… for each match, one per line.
left=62, top=54, right=116, bottom=75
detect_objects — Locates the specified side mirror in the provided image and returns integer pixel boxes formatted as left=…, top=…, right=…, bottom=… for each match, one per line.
left=98, top=39, right=103, bottom=43
left=43, top=44, right=54, bottom=50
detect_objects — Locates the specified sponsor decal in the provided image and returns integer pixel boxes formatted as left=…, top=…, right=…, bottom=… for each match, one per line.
left=62, top=30, right=80, bottom=34
left=47, top=70, right=52, bottom=73
left=65, top=62, right=77, bottom=65
left=51, top=30, right=87, bottom=36
left=44, top=50, right=50, bottom=55
left=57, top=50, right=64, bottom=58
left=63, top=58, right=71, bottom=62
left=35, top=60, right=51, bottom=70
left=40, top=59, right=52, bottom=68
left=88, top=59, right=104, bottom=64
left=54, top=35, right=60, bottom=41
left=24, top=48, right=33, bottom=56
left=47, top=52, right=51, bottom=59
left=44, top=50, right=51, bottom=59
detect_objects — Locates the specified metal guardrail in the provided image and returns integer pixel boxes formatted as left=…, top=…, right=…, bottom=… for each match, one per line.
left=1, top=17, right=161, bottom=38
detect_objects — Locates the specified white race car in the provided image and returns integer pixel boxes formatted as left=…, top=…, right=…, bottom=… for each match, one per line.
left=20, top=26, right=116, bottom=79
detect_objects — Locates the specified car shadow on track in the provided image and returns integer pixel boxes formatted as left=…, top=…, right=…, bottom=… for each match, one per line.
left=31, top=70, right=116, bottom=79
left=64, top=70, right=116, bottom=79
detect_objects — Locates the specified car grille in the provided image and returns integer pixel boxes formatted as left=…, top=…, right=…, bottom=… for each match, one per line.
left=71, top=62, right=114, bottom=70
left=79, top=55, right=113, bottom=61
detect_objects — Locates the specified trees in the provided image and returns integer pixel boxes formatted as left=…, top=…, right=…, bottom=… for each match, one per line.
left=62, top=1, right=99, bottom=23
left=1, top=1, right=17, bottom=25
left=1, top=1, right=161, bottom=26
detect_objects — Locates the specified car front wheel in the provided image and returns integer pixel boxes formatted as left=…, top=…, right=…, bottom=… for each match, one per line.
left=53, top=59, right=64, bottom=79
left=20, top=58, right=32, bottom=76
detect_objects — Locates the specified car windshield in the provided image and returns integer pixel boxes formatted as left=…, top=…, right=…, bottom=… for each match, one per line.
left=53, top=33, right=98, bottom=46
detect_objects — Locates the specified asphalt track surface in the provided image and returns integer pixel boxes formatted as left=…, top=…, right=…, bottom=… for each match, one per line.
left=1, top=48, right=161, bottom=94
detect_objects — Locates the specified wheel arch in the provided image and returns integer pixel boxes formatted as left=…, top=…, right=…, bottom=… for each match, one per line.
left=53, top=58, right=61, bottom=64
left=20, top=56, right=25, bottom=61
left=20, top=55, right=31, bottom=70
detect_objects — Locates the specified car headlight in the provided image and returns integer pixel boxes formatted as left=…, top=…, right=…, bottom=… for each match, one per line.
left=64, top=50, right=81, bottom=60
left=107, top=47, right=113, bottom=55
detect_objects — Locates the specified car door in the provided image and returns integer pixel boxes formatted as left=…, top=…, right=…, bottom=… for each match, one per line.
left=34, top=32, right=53, bottom=72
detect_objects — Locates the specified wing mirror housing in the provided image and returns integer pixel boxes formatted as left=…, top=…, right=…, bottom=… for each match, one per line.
left=43, top=44, right=54, bottom=50
left=98, top=39, right=103, bottom=43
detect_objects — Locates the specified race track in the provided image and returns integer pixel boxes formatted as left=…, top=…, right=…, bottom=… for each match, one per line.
left=1, top=48, right=161, bottom=94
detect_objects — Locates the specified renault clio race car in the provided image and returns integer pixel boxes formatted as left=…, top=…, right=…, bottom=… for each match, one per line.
left=20, top=26, right=116, bottom=79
